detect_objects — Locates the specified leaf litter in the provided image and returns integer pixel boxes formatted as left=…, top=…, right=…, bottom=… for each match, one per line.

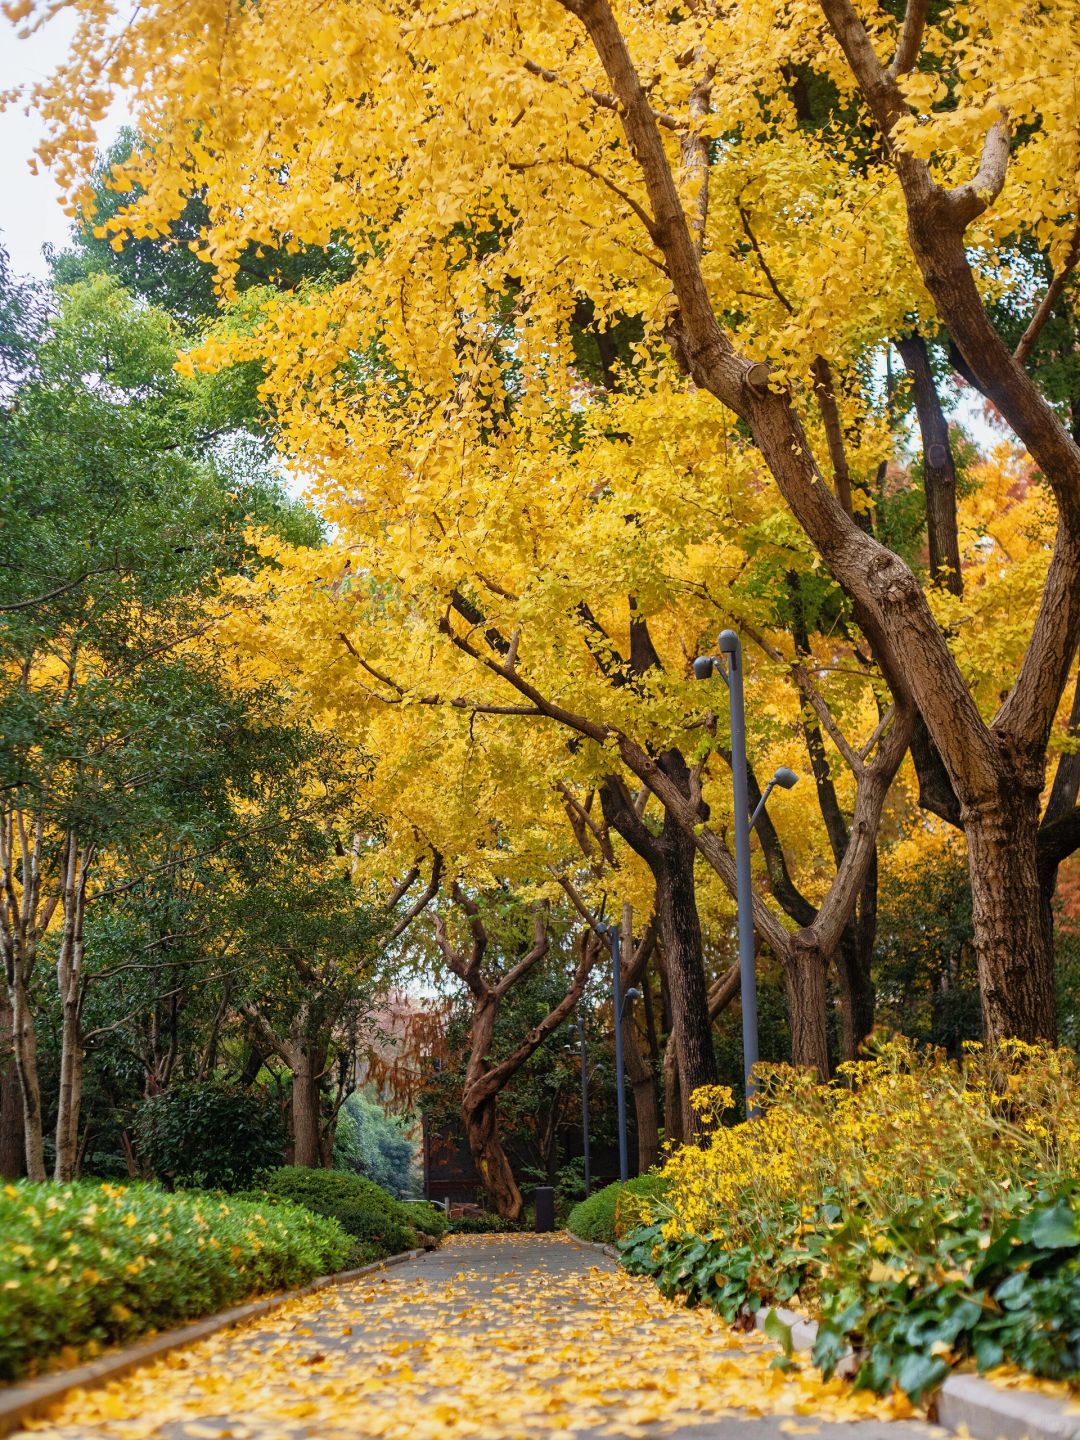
left=18, top=1235, right=925, bottom=1439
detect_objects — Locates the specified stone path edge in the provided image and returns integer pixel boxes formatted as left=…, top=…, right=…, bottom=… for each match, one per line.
left=568, top=1235, right=1080, bottom=1440
left=0, top=1247, right=428, bottom=1438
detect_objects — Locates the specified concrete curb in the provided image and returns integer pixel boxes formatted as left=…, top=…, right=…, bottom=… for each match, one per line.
left=575, top=1236, right=1080, bottom=1440
left=0, top=1247, right=427, bottom=1438
left=563, top=1234, right=620, bottom=1261
left=751, top=1305, right=1080, bottom=1440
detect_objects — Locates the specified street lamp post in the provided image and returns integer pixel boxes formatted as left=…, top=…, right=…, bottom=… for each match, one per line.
left=694, top=629, right=798, bottom=1109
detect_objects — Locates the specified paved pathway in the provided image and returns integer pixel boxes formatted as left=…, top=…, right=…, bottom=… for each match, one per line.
left=20, top=1235, right=945, bottom=1440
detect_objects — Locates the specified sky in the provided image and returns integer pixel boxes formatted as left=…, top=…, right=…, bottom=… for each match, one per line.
left=0, top=9, right=129, bottom=280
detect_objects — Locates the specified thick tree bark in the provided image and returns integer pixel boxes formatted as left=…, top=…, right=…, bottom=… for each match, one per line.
left=464, top=1091, right=522, bottom=1218
left=786, top=942, right=830, bottom=1078
left=967, top=781, right=1057, bottom=1043
left=0, top=990, right=23, bottom=1178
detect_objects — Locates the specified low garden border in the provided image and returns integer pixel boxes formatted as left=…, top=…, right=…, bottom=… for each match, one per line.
left=567, top=1236, right=1080, bottom=1440
left=0, top=1247, right=427, bottom=1438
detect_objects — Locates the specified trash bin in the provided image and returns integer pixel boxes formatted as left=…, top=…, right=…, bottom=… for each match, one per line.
left=534, top=1185, right=555, bottom=1232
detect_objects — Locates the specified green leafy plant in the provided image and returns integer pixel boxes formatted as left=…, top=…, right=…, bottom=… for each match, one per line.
left=0, top=1179, right=350, bottom=1381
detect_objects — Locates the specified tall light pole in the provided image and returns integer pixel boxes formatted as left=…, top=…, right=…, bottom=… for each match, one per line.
left=694, top=629, right=798, bottom=1109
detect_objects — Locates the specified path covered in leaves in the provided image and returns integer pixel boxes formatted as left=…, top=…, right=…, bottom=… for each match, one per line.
left=19, top=1235, right=944, bottom=1439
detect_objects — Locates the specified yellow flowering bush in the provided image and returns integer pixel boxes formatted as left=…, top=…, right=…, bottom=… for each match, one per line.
left=621, top=1038, right=1080, bottom=1400
left=0, top=1180, right=351, bottom=1381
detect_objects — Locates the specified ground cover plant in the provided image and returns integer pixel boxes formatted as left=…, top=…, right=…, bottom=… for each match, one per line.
left=567, top=1176, right=669, bottom=1247
left=0, top=1180, right=350, bottom=1381
left=250, top=1167, right=444, bottom=1265
left=620, top=1039, right=1080, bottom=1401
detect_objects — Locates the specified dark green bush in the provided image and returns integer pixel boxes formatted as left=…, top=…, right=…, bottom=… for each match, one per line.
left=400, top=1199, right=449, bottom=1237
left=567, top=1175, right=668, bottom=1245
left=447, top=1213, right=526, bottom=1235
left=0, top=1179, right=349, bottom=1381
left=255, top=1168, right=425, bottom=1262
left=134, top=1082, right=283, bottom=1190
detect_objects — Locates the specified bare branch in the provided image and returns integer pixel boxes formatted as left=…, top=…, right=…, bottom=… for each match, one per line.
left=523, top=56, right=680, bottom=131
left=889, top=0, right=928, bottom=76
left=388, top=852, right=443, bottom=941
left=945, top=115, right=1011, bottom=228
left=1015, top=221, right=1080, bottom=366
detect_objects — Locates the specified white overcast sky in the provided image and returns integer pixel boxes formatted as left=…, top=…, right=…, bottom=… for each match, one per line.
left=0, top=9, right=129, bottom=279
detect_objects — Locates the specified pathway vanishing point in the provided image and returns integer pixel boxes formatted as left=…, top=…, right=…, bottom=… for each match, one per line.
left=15, top=1234, right=945, bottom=1440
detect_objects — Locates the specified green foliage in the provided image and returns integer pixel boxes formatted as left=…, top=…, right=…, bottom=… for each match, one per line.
left=0, top=1179, right=350, bottom=1381
left=446, top=1213, right=525, bottom=1235
left=333, top=1091, right=418, bottom=1197
left=134, top=1083, right=283, bottom=1191
left=253, top=1167, right=425, bottom=1265
left=621, top=1183, right=1080, bottom=1402
left=566, top=1175, right=668, bottom=1246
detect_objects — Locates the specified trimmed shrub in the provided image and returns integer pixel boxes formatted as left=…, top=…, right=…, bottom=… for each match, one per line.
left=0, top=1179, right=350, bottom=1381
left=447, top=1213, right=525, bottom=1235
left=567, top=1175, right=668, bottom=1246
left=254, top=1168, right=425, bottom=1264
left=134, top=1082, right=283, bottom=1191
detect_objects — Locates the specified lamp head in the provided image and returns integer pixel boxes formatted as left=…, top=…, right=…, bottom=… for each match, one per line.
left=624, top=987, right=643, bottom=1002
left=718, top=629, right=740, bottom=654
left=772, top=766, right=799, bottom=790
left=692, top=655, right=715, bottom=680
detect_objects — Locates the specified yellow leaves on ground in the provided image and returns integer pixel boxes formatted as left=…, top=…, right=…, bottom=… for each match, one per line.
left=20, top=1236, right=916, bottom=1439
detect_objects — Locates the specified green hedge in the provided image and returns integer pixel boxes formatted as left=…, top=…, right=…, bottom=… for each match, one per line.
left=0, top=1179, right=350, bottom=1382
left=447, top=1213, right=525, bottom=1235
left=251, top=1168, right=438, bottom=1265
left=567, top=1175, right=668, bottom=1245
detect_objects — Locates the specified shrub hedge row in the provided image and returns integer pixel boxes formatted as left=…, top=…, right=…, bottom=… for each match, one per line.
left=0, top=1179, right=350, bottom=1382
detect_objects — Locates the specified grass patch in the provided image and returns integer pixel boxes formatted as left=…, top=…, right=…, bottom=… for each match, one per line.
left=566, top=1175, right=668, bottom=1246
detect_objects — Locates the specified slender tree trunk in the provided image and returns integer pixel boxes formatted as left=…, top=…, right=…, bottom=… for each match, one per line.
left=662, top=1028, right=683, bottom=1147
left=622, top=1015, right=659, bottom=1171
left=897, top=334, right=963, bottom=595
left=0, top=989, right=23, bottom=1178
left=291, top=1053, right=322, bottom=1168
left=54, top=840, right=89, bottom=1183
left=835, top=929, right=875, bottom=1062
left=785, top=944, right=830, bottom=1078
left=10, top=974, right=45, bottom=1182
left=967, top=788, right=1056, bottom=1043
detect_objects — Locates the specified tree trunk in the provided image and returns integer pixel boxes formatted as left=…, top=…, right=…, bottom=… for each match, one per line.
left=54, top=843, right=88, bottom=1183
left=463, top=1091, right=523, bottom=1220
left=836, top=928, right=876, bottom=1062
left=785, top=943, right=830, bottom=1078
left=9, top=973, right=45, bottom=1182
left=967, top=786, right=1056, bottom=1043
left=658, top=820, right=718, bottom=1130
left=462, top=994, right=523, bottom=1220
left=291, top=1054, right=322, bottom=1167
left=662, top=1027, right=683, bottom=1147
left=897, top=334, right=963, bottom=595
left=0, top=989, right=23, bottom=1178
left=622, top=1014, right=659, bottom=1171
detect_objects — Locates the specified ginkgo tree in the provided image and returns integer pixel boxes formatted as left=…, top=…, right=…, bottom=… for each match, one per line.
left=19, top=0, right=1080, bottom=1045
